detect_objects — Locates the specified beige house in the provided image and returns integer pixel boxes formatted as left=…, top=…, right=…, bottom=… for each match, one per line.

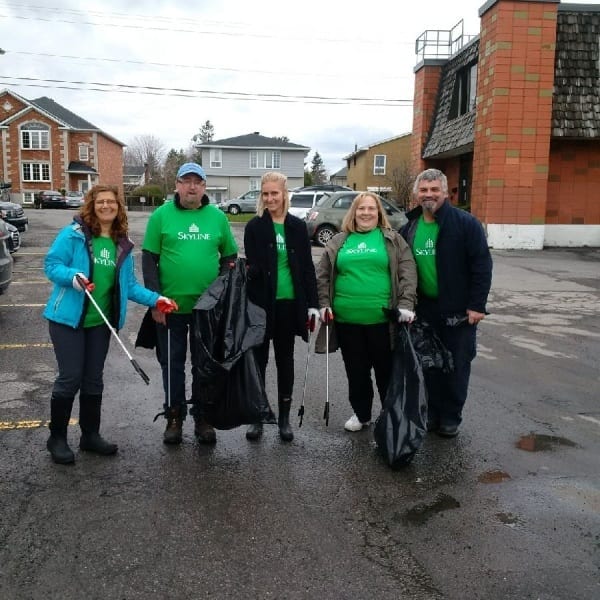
left=343, top=133, right=412, bottom=200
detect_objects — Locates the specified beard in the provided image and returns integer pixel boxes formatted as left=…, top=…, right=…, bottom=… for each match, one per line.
left=421, top=199, right=437, bottom=212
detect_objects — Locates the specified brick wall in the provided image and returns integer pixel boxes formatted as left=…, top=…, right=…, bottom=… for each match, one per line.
left=96, top=134, right=124, bottom=200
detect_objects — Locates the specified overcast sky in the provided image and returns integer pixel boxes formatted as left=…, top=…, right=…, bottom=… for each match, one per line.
left=1, top=0, right=595, bottom=175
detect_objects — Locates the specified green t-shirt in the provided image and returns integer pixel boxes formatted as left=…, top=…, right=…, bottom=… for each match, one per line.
left=413, top=216, right=439, bottom=298
left=273, top=222, right=295, bottom=300
left=83, top=236, right=116, bottom=328
left=142, top=202, right=238, bottom=314
left=333, top=229, right=390, bottom=325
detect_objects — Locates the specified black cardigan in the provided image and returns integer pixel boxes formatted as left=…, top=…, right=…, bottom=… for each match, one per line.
left=244, top=211, right=318, bottom=342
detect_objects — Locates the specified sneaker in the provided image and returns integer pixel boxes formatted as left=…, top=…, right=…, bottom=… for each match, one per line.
left=194, top=418, right=217, bottom=444
left=344, top=414, right=370, bottom=432
left=437, top=423, right=459, bottom=438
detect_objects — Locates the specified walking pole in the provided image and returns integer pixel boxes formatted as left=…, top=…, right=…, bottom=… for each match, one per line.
left=76, top=275, right=150, bottom=385
left=298, top=313, right=316, bottom=427
left=323, top=309, right=331, bottom=426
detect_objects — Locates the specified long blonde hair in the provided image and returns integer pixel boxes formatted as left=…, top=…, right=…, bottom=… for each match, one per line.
left=256, top=171, right=290, bottom=217
left=341, top=192, right=391, bottom=232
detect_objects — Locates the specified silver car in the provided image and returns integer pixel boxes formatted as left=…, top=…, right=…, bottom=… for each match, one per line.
left=65, top=191, right=85, bottom=208
left=218, top=190, right=260, bottom=215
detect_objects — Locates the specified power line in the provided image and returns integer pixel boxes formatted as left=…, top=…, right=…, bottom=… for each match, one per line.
left=0, top=76, right=413, bottom=107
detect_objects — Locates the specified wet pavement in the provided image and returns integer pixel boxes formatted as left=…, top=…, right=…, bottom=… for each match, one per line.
left=0, top=210, right=598, bottom=599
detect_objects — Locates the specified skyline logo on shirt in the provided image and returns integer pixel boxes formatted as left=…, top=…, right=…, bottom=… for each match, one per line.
left=276, top=232, right=285, bottom=251
left=415, top=237, right=436, bottom=256
left=346, top=241, right=377, bottom=255
left=177, top=222, right=212, bottom=240
left=94, top=246, right=115, bottom=267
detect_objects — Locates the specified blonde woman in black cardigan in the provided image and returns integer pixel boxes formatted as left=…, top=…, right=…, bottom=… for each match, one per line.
left=244, top=172, right=319, bottom=442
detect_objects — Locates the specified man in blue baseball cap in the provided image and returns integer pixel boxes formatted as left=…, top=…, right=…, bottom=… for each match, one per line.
left=140, top=161, right=238, bottom=445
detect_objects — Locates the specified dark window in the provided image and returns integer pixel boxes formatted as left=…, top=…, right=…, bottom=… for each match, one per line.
left=450, top=62, right=477, bottom=119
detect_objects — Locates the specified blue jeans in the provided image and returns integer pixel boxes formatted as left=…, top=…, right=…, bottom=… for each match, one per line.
left=155, top=313, right=205, bottom=418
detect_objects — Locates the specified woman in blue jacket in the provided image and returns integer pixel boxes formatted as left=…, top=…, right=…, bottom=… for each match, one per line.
left=43, top=185, right=176, bottom=465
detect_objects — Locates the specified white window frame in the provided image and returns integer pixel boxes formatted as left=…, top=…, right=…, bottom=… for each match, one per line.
left=209, top=149, right=222, bottom=168
left=249, top=178, right=261, bottom=191
left=21, top=128, right=50, bottom=150
left=249, top=150, right=281, bottom=169
left=22, top=192, right=36, bottom=205
left=22, top=162, right=51, bottom=182
left=373, top=154, right=386, bottom=176
left=78, top=144, right=89, bottom=161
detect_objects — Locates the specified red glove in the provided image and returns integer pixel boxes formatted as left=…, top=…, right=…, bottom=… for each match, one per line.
left=320, top=307, right=334, bottom=324
left=155, top=297, right=178, bottom=314
left=73, top=274, right=95, bottom=292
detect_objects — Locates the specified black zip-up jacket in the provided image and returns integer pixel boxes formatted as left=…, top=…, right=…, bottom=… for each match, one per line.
left=244, top=211, right=318, bottom=342
left=400, top=200, right=492, bottom=316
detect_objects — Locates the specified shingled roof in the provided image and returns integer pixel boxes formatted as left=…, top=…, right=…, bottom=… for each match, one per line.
left=552, top=5, right=600, bottom=138
left=199, top=132, right=309, bottom=150
left=422, top=38, right=479, bottom=159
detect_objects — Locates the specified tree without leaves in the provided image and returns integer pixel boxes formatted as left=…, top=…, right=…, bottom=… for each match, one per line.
left=123, top=134, right=166, bottom=184
left=386, top=159, right=416, bottom=210
left=310, top=152, right=327, bottom=185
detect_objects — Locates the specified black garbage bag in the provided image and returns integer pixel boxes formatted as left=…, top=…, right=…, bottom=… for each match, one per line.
left=191, top=258, right=276, bottom=429
left=374, top=324, right=427, bottom=469
left=409, top=319, right=454, bottom=373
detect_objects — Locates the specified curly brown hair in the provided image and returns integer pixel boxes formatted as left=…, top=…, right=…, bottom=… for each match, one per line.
left=80, top=185, right=128, bottom=239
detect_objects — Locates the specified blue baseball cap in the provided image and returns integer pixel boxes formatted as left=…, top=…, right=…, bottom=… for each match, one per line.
left=177, top=162, right=206, bottom=180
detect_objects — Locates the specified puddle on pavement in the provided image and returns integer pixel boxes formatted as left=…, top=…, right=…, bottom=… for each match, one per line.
left=516, top=433, right=576, bottom=452
left=496, top=512, right=521, bottom=526
left=478, top=470, right=511, bottom=484
left=397, top=493, right=460, bottom=525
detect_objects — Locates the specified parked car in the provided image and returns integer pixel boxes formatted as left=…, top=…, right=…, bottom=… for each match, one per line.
left=65, top=190, right=85, bottom=208
left=3, top=220, right=20, bottom=253
left=288, top=191, right=326, bottom=220
left=292, top=184, right=352, bottom=193
left=0, top=218, right=14, bottom=294
left=0, top=200, right=29, bottom=232
left=305, top=191, right=407, bottom=246
left=217, top=190, right=260, bottom=215
left=35, top=190, right=67, bottom=209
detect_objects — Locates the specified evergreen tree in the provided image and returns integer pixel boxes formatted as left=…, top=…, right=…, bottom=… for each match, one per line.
left=310, top=152, right=327, bottom=184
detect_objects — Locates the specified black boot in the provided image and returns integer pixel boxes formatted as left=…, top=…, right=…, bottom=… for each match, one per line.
left=246, top=423, right=263, bottom=441
left=164, top=406, right=184, bottom=445
left=79, top=393, right=118, bottom=455
left=278, top=397, right=294, bottom=442
left=47, top=395, right=75, bottom=464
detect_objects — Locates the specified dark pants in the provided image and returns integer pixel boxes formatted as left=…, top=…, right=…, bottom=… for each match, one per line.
left=155, top=313, right=204, bottom=418
left=255, top=300, right=296, bottom=400
left=417, top=298, right=477, bottom=428
left=49, top=321, right=111, bottom=397
left=335, top=322, right=392, bottom=423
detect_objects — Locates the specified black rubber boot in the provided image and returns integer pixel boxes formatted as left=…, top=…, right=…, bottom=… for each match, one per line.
left=79, top=394, right=118, bottom=455
left=278, top=397, right=294, bottom=442
left=246, top=423, right=263, bottom=441
left=164, top=406, right=184, bottom=445
left=47, top=395, right=75, bottom=464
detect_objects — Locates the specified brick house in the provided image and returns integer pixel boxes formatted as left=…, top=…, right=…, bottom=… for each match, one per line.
left=343, top=133, right=412, bottom=201
left=411, top=0, right=600, bottom=248
left=0, top=89, right=125, bottom=205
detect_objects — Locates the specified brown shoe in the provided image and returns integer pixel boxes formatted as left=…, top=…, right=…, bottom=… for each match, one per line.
left=163, top=407, right=183, bottom=445
left=194, top=418, right=216, bottom=444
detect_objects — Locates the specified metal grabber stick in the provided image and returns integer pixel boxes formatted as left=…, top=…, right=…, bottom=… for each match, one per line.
left=323, top=310, right=331, bottom=426
left=76, top=275, right=150, bottom=385
left=167, top=322, right=171, bottom=410
left=298, top=313, right=316, bottom=427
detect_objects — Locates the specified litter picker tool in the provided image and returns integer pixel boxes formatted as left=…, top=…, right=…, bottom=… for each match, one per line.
left=323, top=309, right=332, bottom=426
left=76, top=274, right=150, bottom=385
left=298, top=313, right=316, bottom=427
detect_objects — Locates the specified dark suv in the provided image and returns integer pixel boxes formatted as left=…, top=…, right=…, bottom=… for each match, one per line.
left=35, top=190, right=67, bottom=209
left=293, top=184, right=352, bottom=192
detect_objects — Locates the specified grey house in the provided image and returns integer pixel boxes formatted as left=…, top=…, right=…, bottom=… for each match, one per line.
left=196, top=132, right=309, bottom=203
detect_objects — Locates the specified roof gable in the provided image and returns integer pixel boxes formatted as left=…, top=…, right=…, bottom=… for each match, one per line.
left=200, top=132, right=309, bottom=150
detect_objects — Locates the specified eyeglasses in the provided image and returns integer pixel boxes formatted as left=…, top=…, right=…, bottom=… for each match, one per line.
left=177, top=177, right=206, bottom=186
left=95, top=199, right=118, bottom=206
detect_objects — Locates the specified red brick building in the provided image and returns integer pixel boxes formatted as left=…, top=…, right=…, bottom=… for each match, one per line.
left=0, top=89, right=125, bottom=205
left=412, top=0, right=600, bottom=248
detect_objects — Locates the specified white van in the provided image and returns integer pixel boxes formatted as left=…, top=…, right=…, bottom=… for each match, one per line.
left=288, top=191, right=326, bottom=219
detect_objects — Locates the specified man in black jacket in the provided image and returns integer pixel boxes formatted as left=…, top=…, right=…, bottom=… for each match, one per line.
left=400, top=168, right=492, bottom=437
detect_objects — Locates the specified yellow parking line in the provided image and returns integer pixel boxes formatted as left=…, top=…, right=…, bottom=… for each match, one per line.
left=0, top=418, right=78, bottom=430
left=0, top=304, right=45, bottom=308
left=0, top=343, right=52, bottom=349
